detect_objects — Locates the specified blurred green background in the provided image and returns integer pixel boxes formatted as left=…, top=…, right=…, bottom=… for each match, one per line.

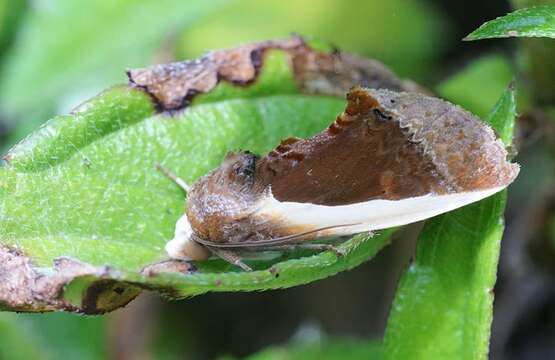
left=1, top=0, right=554, bottom=359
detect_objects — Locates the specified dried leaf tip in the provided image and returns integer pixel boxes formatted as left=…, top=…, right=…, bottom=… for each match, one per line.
left=127, top=37, right=417, bottom=113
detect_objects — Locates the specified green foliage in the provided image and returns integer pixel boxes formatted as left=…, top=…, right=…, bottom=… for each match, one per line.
left=512, top=1, right=555, bottom=105
left=0, top=313, right=107, bottom=360
left=486, top=84, right=517, bottom=145
left=0, top=314, right=45, bottom=360
left=0, top=0, right=26, bottom=52
left=465, top=5, right=555, bottom=40
left=0, top=0, right=227, bottom=148
left=437, top=55, right=513, bottom=118
left=247, top=339, right=382, bottom=360
left=176, top=0, right=445, bottom=79
left=383, top=85, right=516, bottom=360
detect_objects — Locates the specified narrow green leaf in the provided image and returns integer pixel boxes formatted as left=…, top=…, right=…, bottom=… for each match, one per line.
left=464, top=5, right=555, bottom=40
left=485, top=83, right=517, bottom=145
left=383, top=86, right=517, bottom=359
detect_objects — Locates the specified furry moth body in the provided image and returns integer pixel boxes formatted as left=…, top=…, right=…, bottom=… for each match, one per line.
left=163, top=87, right=519, bottom=270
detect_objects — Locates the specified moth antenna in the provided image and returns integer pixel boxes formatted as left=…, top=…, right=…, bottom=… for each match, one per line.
left=155, top=163, right=191, bottom=193
left=195, top=223, right=362, bottom=248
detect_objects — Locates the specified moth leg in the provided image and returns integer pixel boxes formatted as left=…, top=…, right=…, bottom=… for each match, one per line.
left=262, top=244, right=346, bottom=257
left=155, top=163, right=191, bottom=192
left=207, top=247, right=253, bottom=272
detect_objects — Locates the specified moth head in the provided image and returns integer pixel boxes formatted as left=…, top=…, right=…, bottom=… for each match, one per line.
left=188, top=151, right=260, bottom=195
left=217, top=151, right=260, bottom=191
left=185, top=150, right=264, bottom=243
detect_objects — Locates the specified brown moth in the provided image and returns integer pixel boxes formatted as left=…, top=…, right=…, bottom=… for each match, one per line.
left=160, top=87, right=519, bottom=271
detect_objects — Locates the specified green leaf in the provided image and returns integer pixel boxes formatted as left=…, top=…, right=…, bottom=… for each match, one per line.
left=247, top=339, right=382, bottom=360
left=437, top=55, right=513, bottom=118
left=383, top=85, right=516, bottom=359
left=511, top=2, right=555, bottom=105
left=464, top=5, right=555, bottom=40
left=0, top=46, right=399, bottom=313
left=485, top=83, right=517, bottom=145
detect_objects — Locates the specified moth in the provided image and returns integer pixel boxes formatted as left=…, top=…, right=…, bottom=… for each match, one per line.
left=158, top=87, right=519, bottom=271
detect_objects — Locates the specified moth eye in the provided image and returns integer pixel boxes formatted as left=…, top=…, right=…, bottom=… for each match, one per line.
left=234, top=164, right=245, bottom=176
left=390, top=99, right=396, bottom=104
left=242, top=167, right=254, bottom=177
left=372, top=108, right=392, bottom=122
left=234, top=163, right=254, bottom=179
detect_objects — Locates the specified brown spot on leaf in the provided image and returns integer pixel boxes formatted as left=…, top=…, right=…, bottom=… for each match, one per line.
left=81, top=279, right=141, bottom=314
left=0, top=246, right=140, bottom=314
left=127, top=36, right=418, bottom=112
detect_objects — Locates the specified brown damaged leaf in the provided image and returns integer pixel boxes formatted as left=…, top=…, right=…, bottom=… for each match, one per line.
left=0, top=246, right=142, bottom=314
left=127, top=36, right=423, bottom=111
